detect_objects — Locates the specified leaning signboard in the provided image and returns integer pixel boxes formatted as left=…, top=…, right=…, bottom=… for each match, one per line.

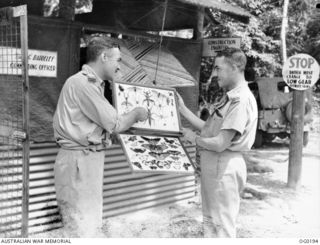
left=0, top=46, right=57, bottom=77
left=118, top=133, right=194, bottom=174
left=113, top=82, right=181, bottom=134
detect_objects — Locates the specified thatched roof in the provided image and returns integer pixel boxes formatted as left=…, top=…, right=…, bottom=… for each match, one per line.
left=178, top=0, right=251, bottom=18
left=126, top=39, right=197, bottom=87
left=76, top=0, right=251, bottom=31
left=0, top=0, right=251, bottom=30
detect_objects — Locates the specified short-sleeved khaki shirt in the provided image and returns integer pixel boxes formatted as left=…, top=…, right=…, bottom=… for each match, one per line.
left=53, top=65, right=122, bottom=150
left=200, top=82, right=258, bottom=152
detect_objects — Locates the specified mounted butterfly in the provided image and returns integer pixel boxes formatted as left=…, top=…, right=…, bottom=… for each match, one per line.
left=119, top=134, right=194, bottom=174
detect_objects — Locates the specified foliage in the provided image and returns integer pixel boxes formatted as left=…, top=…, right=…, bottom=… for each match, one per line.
left=201, top=0, right=320, bottom=93
left=43, top=0, right=92, bottom=17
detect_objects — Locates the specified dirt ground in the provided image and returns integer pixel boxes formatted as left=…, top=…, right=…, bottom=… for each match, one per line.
left=38, top=94, right=320, bottom=238
left=101, top=136, right=320, bottom=238
left=104, top=93, right=320, bottom=238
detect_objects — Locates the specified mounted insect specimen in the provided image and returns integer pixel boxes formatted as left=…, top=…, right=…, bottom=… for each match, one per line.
left=121, top=91, right=133, bottom=111
left=118, top=134, right=194, bottom=174
left=142, top=90, right=155, bottom=107
left=113, top=82, right=182, bottom=133
left=145, top=106, right=157, bottom=126
left=126, top=86, right=142, bottom=105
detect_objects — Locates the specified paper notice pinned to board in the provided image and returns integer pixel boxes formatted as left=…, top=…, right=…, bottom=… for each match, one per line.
left=0, top=46, right=57, bottom=77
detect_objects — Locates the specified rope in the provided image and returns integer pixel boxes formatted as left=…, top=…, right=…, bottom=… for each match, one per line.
left=128, top=4, right=162, bottom=28
left=154, top=0, right=168, bottom=85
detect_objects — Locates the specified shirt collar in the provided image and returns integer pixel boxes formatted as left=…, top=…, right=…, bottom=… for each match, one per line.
left=226, top=82, right=248, bottom=100
left=82, top=64, right=104, bottom=86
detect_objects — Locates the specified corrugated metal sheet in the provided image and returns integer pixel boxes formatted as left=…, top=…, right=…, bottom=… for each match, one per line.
left=0, top=143, right=196, bottom=235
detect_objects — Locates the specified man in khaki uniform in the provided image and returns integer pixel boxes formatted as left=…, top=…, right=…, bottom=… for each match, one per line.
left=177, top=48, right=257, bottom=237
left=53, top=37, right=147, bottom=237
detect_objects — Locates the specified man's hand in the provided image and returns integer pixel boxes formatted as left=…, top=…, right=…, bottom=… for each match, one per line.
left=176, top=92, right=186, bottom=112
left=182, top=127, right=198, bottom=145
left=133, top=107, right=148, bottom=122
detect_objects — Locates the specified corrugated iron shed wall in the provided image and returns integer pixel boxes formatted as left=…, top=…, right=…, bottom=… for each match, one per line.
left=0, top=143, right=195, bottom=234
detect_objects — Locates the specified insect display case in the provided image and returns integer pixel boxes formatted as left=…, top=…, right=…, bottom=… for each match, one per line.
left=113, top=82, right=182, bottom=133
left=113, top=82, right=194, bottom=174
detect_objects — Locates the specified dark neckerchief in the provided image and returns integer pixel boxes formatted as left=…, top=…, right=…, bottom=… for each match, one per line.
left=104, top=80, right=113, bottom=105
left=211, top=93, right=229, bottom=118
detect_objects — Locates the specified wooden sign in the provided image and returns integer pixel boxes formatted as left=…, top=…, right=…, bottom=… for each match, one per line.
left=202, top=37, right=241, bottom=57
left=0, top=46, right=57, bottom=77
left=282, top=53, right=320, bottom=90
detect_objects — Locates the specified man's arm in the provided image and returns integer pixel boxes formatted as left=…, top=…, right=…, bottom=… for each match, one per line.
left=176, top=93, right=205, bottom=131
left=196, top=129, right=237, bottom=152
left=114, top=107, right=147, bottom=133
left=75, top=81, right=147, bottom=133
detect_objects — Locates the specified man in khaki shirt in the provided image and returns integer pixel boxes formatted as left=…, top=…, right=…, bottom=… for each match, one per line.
left=178, top=48, right=258, bottom=237
left=53, top=37, right=147, bottom=237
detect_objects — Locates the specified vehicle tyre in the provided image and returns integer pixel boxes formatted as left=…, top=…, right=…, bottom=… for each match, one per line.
left=253, top=130, right=264, bottom=148
left=265, top=133, right=276, bottom=142
left=286, top=100, right=312, bottom=122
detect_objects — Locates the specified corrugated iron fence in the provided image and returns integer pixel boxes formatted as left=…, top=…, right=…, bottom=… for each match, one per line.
left=28, top=143, right=196, bottom=235
left=1, top=142, right=196, bottom=236
left=0, top=5, right=29, bottom=238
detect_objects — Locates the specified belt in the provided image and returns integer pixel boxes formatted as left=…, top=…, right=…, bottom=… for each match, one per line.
left=85, top=144, right=107, bottom=152
left=56, top=138, right=107, bottom=153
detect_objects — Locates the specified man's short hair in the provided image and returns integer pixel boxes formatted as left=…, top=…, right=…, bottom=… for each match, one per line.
left=86, top=37, right=120, bottom=63
left=216, top=47, right=247, bottom=72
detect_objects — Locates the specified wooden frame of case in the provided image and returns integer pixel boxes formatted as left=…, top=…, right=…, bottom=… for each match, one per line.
left=117, top=132, right=195, bottom=175
left=113, top=81, right=183, bottom=136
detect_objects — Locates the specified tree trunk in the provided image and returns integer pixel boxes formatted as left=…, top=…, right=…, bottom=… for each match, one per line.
left=281, top=0, right=289, bottom=63
left=59, top=0, right=76, bottom=21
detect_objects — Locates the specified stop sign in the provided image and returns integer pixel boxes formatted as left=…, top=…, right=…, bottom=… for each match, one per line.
left=282, top=53, right=320, bottom=90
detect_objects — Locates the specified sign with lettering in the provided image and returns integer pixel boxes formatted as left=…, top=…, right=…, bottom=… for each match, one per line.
left=202, top=38, right=241, bottom=57
left=282, top=53, right=320, bottom=90
left=0, top=46, right=57, bottom=77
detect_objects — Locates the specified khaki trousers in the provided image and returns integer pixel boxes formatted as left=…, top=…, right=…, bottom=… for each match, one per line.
left=54, top=148, right=105, bottom=237
left=200, top=150, right=246, bottom=238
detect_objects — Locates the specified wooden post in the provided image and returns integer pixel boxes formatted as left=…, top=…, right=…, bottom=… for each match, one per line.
left=18, top=4, right=30, bottom=238
left=59, top=0, right=76, bottom=21
left=288, top=90, right=305, bottom=189
left=194, top=6, right=204, bottom=40
left=194, top=6, right=204, bottom=98
left=280, top=0, right=306, bottom=189
left=281, top=0, right=305, bottom=189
